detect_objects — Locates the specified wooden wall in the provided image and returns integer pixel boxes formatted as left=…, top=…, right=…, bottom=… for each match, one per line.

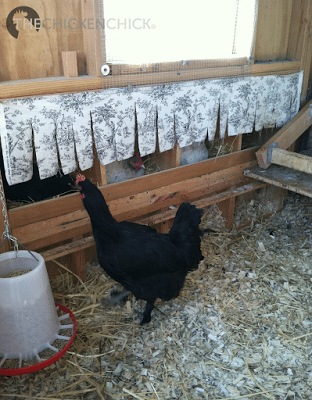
left=254, top=0, right=293, bottom=62
left=0, top=0, right=311, bottom=83
left=0, top=0, right=85, bottom=81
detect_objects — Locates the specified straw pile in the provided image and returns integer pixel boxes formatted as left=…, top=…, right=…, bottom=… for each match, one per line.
left=1, top=192, right=312, bottom=399
left=208, top=138, right=235, bottom=158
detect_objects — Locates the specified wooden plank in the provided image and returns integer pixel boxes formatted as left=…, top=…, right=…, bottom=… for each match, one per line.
left=244, top=164, right=312, bottom=197
left=148, top=141, right=181, bottom=171
left=62, top=51, right=78, bottom=78
left=8, top=147, right=259, bottom=228
left=84, top=141, right=107, bottom=185
left=217, top=198, right=236, bottom=230
left=41, top=180, right=267, bottom=260
left=287, top=0, right=312, bottom=101
left=111, top=58, right=249, bottom=76
left=0, top=61, right=301, bottom=100
left=299, top=0, right=312, bottom=102
left=256, top=100, right=312, bottom=168
left=41, top=235, right=95, bottom=261
left=11, top=158, right=257, bottom=247
left=69, top=235, right=87, bottom=280
left=106, top=160, right=258, bottom=222
left=23, top=224, right=92, bottom=251
left=81, top=0, right=103, bottom=77
left=271, top=148, right=312, bottom=174
left=254, top=0, right=293, bottom=62
left=136, top=180, right=267, bottom=226
left=11, top=209, right=88, bottom=243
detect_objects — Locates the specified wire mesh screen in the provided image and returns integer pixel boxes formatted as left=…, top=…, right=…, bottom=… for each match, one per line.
left=97, top=0, right=259, bottom=89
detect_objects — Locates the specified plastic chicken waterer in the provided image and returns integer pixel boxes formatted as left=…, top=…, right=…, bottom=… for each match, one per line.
left=0, top=250, right=75, bottom=374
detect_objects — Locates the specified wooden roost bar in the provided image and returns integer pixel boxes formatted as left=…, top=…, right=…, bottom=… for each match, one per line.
left=0, top=0, right=312, bottom=280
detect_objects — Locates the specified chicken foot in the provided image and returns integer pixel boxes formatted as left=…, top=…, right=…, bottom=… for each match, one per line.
left=110, top=290, right=132, bottom=305
left=141, top=301, right=155, bottom=325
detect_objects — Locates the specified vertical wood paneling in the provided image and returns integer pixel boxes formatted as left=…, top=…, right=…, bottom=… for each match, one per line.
left=81, top=0, right=103, bottom=77
left=254, top=0, right=293, bottom=61
left=287, top=0, right=312, bottom=101
left=0, top=0, right=85, bottom=82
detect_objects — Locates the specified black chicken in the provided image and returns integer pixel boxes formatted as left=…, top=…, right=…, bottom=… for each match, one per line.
left=0, top=154, right=74, bottom=203
left=75, top=174, right=204, bottom=324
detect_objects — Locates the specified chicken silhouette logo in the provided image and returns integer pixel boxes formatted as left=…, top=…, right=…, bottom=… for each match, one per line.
left=6, top=7, right=40, bottom=39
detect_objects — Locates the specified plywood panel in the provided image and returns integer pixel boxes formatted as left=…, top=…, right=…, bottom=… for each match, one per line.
left=287, top=0, right=307, bottom=61
left=254, top=0, right=293, bottom=61
left=287, top=0, right=312, bottom=101
left=245, top=164, right=312, bottom=198
left=0, top=0, right=85, bottom=82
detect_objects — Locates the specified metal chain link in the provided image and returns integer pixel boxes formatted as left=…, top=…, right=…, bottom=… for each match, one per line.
left=0, top=177, right=10, bottom=236
left=0, top=176, right=39, bottom=260
left=0, top=176, right=19, bottom=256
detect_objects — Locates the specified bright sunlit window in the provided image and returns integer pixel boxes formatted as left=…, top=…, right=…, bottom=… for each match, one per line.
left=103, top=0, right=258, bottom=65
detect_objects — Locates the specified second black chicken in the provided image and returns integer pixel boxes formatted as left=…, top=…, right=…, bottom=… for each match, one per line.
left=75, top=174, right=204, bottom=324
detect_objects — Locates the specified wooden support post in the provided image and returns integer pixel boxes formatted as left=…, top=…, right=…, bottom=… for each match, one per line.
left=84, top=140, right=107, bottom=185
left=148, top=140, right=181, bottom=171
left=217, top=197, right=236, bottom=230
left=159, top=218, right=170, bottom=234
left=213, top=134, right=241, bottom=230
left=223, top=134, right=242, bottom=152
left=62, top=51, right=79, bottom=78
left=69, top=235, right=87, bottom=281
left=256, top=100, right=312, bottom=168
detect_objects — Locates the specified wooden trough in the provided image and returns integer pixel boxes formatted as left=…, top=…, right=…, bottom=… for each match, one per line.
left=0, top=144, right=267, bottom=280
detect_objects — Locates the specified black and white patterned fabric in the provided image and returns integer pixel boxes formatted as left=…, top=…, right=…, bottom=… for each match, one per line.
left=0, top=72, right=303, bottom=185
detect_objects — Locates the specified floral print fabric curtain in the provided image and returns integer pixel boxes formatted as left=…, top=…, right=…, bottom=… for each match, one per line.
left=0, top=72, right=303, bottom=185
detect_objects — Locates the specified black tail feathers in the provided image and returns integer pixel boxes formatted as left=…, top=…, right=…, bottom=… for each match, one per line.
left=169, top=203, right=203, bottom=271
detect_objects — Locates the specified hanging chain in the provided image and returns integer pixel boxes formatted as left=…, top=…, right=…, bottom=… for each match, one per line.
left=0, top=177, right=9, bottom=235
left=0, top=176, right=39, bottom=261
left=0, top=176, right=11, bottom=238
left=0, top=176, right=19, bottom=255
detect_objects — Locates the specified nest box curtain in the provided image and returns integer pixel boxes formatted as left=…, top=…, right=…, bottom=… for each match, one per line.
left=0, top=71, right=303, bottom=185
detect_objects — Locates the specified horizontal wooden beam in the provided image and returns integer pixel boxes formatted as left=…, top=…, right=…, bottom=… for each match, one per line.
left=0, top=61, right=301, bottom=100
left=8, top=147, right=259, bottom=228
left=12, top=160, right=256, bottom=249
left=256, top=100, right=312, bottom=168
left=271, top=147, right=312, bottom=174
left=136, top=180, right=267, bottom=226
left=40, top=179, right=267, bottom=260
left=41, top=236, right=95, bottom=261
left=9, top=147, right=260, bottom=250
left=245, top=164, right=312, bottom=198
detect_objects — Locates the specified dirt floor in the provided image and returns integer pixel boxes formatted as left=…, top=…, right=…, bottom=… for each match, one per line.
left=1, top=191, right=312, bottom=399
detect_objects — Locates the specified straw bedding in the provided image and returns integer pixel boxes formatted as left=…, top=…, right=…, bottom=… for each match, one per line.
left=1, top=192, right=312, bottom=399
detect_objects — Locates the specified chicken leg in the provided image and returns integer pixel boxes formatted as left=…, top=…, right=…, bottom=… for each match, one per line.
left=141, top=301, right=155, bottom=325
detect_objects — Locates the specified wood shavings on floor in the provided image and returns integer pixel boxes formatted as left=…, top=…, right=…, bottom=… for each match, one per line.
left=1, top=192, right=312, bottom=399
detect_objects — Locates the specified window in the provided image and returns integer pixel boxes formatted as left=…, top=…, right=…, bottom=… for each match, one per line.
left=103, top=0, right=258, bottom=66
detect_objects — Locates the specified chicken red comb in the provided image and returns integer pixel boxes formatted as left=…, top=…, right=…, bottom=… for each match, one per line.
left=75, top=174, right=86, bottom=186
left=130, top=153, right=145, bottom=171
